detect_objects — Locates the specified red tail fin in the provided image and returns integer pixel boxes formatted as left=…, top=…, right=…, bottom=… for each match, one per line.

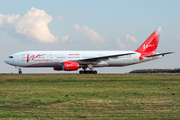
left=136, top=27, right=163, bottom=53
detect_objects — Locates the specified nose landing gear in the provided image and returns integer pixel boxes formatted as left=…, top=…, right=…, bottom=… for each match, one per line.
left=18, top=68, right=22, bottom=74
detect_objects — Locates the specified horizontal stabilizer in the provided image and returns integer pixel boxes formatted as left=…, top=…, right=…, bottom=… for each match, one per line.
left=144, top=52, right=174, bottom=57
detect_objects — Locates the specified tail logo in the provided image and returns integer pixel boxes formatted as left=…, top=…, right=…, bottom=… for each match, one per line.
left=143, top=44, right=155, bottom=50
left=143, top=44, right=148, bottom=49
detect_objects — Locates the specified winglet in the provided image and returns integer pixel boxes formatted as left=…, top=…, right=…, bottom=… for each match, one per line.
left=136, top=27, right=163, bottom=53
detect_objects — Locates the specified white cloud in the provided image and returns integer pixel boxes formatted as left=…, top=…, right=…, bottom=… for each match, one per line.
left=115, top=38, right=128, bottom=49
left=0, top=7, right=58, bottom=43
left=60, top=34, right=69, bottom=42
left=175, top=35, right=180, bottom=41
left=73, top=23, right=105, bottom=42
left=57, top=16, right=63, bottom=20
left=125, top=34, right=130, bottom=39
left=130, top=36, right=137, bottom=43
left=125, top=34, right=137, bottom=43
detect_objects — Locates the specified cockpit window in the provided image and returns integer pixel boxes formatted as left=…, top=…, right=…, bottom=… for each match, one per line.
left=9, top=56, right=13, bottom=59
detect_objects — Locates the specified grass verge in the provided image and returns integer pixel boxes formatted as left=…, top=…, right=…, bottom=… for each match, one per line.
left=0, top=74, right=180, bottom=119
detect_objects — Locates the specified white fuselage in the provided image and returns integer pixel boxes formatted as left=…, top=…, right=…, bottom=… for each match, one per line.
left=4, top=50, right=161, bottom=68
left=4, top=27, right=171, bottom=74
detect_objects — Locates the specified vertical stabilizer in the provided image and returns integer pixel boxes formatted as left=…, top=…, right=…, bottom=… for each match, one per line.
left=136, top=27, right=163, bottom=53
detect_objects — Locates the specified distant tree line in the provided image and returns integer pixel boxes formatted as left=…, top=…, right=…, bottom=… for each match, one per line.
left=129, top=68, right=180, bottom=73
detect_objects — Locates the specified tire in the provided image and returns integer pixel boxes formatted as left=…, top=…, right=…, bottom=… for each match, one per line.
left=79, top=70, right=83, bottom=74
left=84, top=71, right=87, bottom=74
left=19, top=71, right=22, bottom=74
left=93, top=70, right=97, bottom=74
left=86, top=71, right=90, bottom=74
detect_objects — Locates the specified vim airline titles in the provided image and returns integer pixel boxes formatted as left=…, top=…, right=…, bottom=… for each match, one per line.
left=4, top=27, right=173, bottom=74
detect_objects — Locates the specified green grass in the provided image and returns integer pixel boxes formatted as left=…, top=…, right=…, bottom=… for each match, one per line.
left=0, top=74, right=180, bottom=119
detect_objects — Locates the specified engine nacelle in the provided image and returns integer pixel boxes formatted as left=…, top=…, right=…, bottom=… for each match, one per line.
left=62, top=61, right=79, bottom=71
left=53, top=67, right=63, bottom=71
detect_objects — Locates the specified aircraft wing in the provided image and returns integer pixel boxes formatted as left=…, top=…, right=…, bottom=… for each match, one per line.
left=144, top=52, right=174, bottom=57
left=71, top=53, right=135, bottom=65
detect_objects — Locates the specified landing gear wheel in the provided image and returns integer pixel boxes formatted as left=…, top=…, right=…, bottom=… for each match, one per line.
left=19, top=71, right=22, bottom=74
left=93, top=70, right=97, bottom=74
left=79, top=70, right=83, bottom=74
left=84, top=70, right=87, bottom=74
left=18, top=68, right=22, bottom=74
left=86, top=70, right=90, bottom=74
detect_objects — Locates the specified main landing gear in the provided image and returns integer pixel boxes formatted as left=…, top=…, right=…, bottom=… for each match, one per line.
left=79, top=67, right=97, bottom=74
left=79, top=70, right=97, bottom=74
left=18, top=68, right=22, bottom=74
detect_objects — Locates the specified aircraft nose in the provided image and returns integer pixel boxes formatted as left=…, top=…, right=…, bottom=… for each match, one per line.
left=4, top=58, right=11, bottom=64
left=4, top=58, right=8, bottom=64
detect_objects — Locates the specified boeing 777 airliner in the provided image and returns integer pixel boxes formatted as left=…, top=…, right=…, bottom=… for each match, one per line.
left=4, top=27, right=173, bottom=74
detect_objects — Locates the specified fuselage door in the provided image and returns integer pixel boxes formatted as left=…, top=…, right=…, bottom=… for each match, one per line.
left=48, top=54, right=53, bottom=61
left=21, top=54, right=26, bottom=62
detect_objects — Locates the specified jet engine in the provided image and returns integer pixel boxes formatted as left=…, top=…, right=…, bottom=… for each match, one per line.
left=62, top=61, right=79, bottom=71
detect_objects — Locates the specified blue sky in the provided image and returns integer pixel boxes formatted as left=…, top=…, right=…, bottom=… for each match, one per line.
left=0, top=0, right=179, bottom=73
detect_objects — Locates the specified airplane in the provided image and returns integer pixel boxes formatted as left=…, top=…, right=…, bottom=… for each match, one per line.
left=4, top=27, right=173, bottom=74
